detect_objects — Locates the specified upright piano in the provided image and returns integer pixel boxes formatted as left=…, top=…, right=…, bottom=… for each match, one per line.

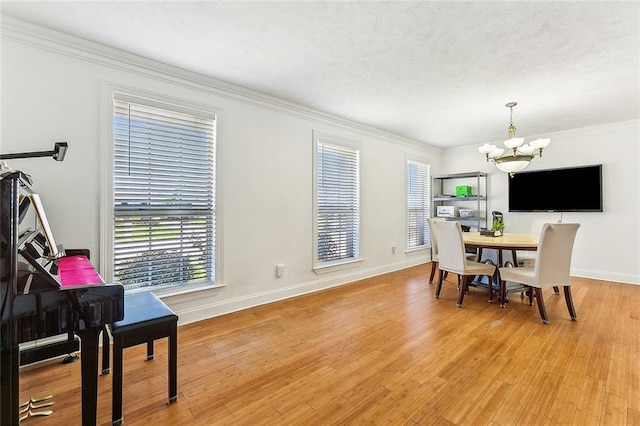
left=1, top=170, right=125, bottom=426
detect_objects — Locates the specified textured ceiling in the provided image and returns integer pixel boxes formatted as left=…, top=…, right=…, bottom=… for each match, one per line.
left=2, top=1, right=639, bottom=148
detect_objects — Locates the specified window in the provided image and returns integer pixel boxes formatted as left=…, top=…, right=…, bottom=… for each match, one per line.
left=314, top=136, right=360, bottom=266
left=406, top=159, right=430, bottom=249
left=112, top=94, right=216, bottom=290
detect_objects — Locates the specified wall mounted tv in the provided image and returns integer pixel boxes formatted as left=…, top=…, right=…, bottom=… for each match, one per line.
left=508, top=164, right=603, bottom=212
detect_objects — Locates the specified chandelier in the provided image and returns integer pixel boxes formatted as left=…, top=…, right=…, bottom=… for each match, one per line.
left=478, top=102, right=550, bottom=175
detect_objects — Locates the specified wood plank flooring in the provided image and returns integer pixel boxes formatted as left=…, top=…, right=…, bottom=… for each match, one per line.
left=17, top=264, right=640, bottom=425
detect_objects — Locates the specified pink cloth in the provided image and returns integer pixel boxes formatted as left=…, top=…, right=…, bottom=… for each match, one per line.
left=58, top=255, right=104, bottom=286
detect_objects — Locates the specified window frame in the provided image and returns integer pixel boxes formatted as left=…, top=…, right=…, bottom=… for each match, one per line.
left=101, top=86, right=222, bottom=295
left=312, top=131, right=363, bottom=274
left=405, top=157, right=431, bottom=252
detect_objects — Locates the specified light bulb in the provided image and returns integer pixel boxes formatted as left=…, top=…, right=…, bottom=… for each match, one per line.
left=478, top=143, right=495, bottom=154
left=517, top=144, right=534, bottom=155
left=495, top=158, right=531, bottom=174
left=488, top=148, right=504, bottom=159
left=529, top=138, right=551, bottom=149
left=504, top=137, right=524, bottom=149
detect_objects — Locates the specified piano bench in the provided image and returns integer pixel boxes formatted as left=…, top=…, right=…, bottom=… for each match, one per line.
left=101, top=292, right=178, bottom=426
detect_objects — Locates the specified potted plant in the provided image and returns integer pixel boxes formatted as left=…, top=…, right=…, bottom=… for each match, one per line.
left=492, top=216, right=504, bottom=236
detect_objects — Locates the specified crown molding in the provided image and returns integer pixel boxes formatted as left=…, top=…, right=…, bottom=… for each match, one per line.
left=542, top=119, right=639, bottom=139
left=1, top=16, right=440, bottom=155
left=477, top=119, right=639, bottom=148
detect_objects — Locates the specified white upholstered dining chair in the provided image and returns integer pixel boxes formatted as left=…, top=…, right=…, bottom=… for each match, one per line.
left=499, top=223, right=580, bottom=324
left=517, top=218, right=560, bottom=266
left=428, top=217, right=476, bottom=283
left=434, top=221, right=497, bottom=307
left=428, top=217, right=446, bottom=283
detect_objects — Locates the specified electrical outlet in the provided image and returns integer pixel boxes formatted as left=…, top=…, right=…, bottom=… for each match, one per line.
left=276, top=264, right=285, bottom=277
left=392, top=246, right=397, bottom=254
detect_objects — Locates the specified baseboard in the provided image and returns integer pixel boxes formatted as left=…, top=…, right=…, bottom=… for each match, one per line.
left=571, top=268, right=639, bottom=286
left=169, top=257, right=428, bottom=325
left=166, top=261, right=636, bottom=325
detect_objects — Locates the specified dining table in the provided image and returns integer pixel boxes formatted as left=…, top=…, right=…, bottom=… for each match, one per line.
left=462, top=231, right=538, bottom=266
left=462, top=231, right=539, bottom=307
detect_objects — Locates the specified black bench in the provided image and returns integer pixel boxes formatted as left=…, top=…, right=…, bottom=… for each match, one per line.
left=101, top=292, right=178, bottom=425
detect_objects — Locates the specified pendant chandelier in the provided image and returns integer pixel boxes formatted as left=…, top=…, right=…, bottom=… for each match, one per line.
left=478, top=102, right=550, bottom=175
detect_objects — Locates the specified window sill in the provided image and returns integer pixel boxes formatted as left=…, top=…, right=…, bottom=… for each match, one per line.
left=405, top=246, right=430, bottom=256
left=125, top=281, right=225, bottom=298
left=313, top=258, right=364, bottom=275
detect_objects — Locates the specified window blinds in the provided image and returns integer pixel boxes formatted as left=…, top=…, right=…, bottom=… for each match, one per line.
left=316, top=142, right=360, bottom=263
left=113, top=97, right=216, bottom=289
left=407, top=160, right=430, bottom=248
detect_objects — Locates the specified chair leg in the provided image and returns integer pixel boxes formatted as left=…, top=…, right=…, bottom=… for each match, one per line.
left=499, top=280, right=507, bottom=308
left=458, top=275, right=470, bottom=291
left=528, top=286, right=534, bottom=306
left=487, top=274, right=493, bottom=303
left=534, top=287, right=549, bottom=324
left=563, top=286, right=578, bottom=321
left=553, top=286, right=560, bottom=295
left=168, top=322, right=178, bottom=404
left=429, top=262, right=437, bottom=283
left=456, top=276, right=465, bottom=308
left=435, top=270, right=444, bottom=298
left=147, top=341, right=155, bottom=361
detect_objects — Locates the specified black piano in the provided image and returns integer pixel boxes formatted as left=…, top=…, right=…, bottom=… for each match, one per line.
left=1, top=170, right=125, bottom=426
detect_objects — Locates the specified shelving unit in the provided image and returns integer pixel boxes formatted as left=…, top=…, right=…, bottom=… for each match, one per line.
left=432, top=171, right=488, bottom=231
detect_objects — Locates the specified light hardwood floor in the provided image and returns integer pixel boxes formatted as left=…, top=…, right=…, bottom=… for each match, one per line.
left=18, top=264, right=640, bottom=425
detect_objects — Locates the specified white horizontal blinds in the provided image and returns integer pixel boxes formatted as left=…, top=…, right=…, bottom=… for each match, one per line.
left=407, top=160, right=430, bottom=248
left=113, top=97, right=216, bottom=289
left=316, top=141, right=359, bottom=263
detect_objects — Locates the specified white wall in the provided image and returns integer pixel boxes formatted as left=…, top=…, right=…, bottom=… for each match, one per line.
left=3, top=19, right=637, bottom=329
left=442, top=120, right=640, bottom=285
left=1, top=19, right=440, bottom=324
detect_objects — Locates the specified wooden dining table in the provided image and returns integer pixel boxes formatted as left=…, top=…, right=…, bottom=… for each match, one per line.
left=462, top=232, right=539, bottom=307
left=462, top=232, right=538, bottom=267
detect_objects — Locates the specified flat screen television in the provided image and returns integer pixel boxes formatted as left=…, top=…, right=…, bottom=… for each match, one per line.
left=508, top=164, right=603, bottom=212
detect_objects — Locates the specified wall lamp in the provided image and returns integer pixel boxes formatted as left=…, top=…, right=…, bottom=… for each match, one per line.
left=0, top=142, right=69, bottom=162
